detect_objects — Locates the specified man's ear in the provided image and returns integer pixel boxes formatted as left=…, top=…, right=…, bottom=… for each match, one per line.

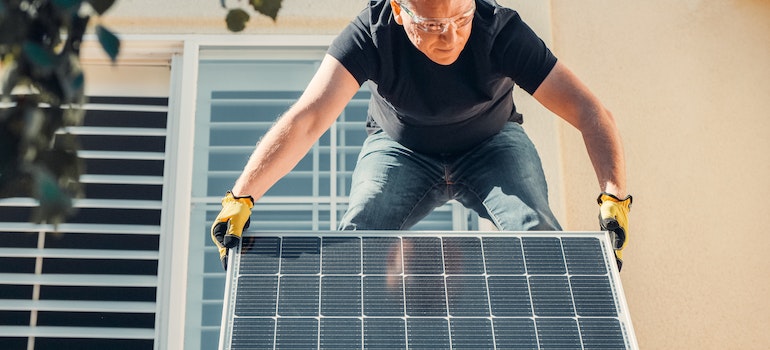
left=391, top=0, right=404, bottom=25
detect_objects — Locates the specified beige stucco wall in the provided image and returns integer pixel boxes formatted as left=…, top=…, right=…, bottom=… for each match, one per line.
left=97, top=0, right=770, bottom=348
left=550, top=0, right=770, bottom=349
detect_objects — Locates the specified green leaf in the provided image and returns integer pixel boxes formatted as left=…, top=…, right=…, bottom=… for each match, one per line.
left=23, top=42, right=56, bottom=69
left=250, top=0, right=282, bottom=21
left=226, top=9, right=250, bottom=32
left=31, top=166, right=74, bottom=225
left=22, top=107, right=47, bottom=158
left=55, top=54, right=85, bottom=103
left=71, top=72, right=85, bottom=93
left=86, top=0, right=116, bottom=15
left=52, top=0, right=83, bottom=12
left=95, top=24, right=120, bottom=62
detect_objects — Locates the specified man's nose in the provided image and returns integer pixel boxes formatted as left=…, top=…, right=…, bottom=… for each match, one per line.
left=439, top=24, right=459, bottom=43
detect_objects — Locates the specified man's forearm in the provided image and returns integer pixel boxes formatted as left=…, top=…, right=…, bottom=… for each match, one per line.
left=532, top=61, right=627, bottom=197
left=581, top=108, right=627, bottom=198
left=227, top=55, right=361, bottom=201
left=230, top=112, right=320, bottom=201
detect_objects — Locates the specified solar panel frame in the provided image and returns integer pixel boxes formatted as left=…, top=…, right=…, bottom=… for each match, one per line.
left=218, top=231, right=638, bottom=350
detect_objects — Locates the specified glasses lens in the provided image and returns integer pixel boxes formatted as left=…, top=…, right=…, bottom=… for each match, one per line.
left=399, top=2, right=474, bottom=34
left=455, top=11, right=474, bottom=27
left=419, top=21, right=448, bottom=34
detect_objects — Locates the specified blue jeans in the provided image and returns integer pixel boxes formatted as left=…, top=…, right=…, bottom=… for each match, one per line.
left=338, top=122, right=562, bottom=231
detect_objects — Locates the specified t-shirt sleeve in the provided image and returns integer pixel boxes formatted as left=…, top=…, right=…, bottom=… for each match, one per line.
left=327, top=11, right=378, bottom=86
left=496, top=12, right=557, bottom=95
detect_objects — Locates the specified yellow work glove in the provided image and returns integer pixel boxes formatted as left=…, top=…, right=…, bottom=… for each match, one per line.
left=210, top=191, right=254, bottom=270
left=597, top=192, right=633, bottom=271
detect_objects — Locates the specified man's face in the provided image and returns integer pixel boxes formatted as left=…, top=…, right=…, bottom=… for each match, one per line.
left=391, top=0, right=475, bottom=65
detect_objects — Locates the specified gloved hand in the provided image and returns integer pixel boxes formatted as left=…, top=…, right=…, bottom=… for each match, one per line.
left=597, top=192, right=633, bottom=271
left=210, top=191, right=254, bottom=270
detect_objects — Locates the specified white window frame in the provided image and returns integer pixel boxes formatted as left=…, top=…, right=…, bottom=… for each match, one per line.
left=148, top=35, right=339, bottom=350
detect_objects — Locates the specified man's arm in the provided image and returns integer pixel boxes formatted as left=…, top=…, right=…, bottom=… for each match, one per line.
left=532, top=60, right=627, bottom=197
left=533, top=60, right=632, bottom=270
left=210, top=54, right=359, bottom=269
left=230, top=54, right=361, bottom=200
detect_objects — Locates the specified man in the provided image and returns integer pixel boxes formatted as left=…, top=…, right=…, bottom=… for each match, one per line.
left=211, top=0, right=633, bottom=270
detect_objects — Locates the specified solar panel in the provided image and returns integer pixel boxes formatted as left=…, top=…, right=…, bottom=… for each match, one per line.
left=219, top=231, right=638, bottom=350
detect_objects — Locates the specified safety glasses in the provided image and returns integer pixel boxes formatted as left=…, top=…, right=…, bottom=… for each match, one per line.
left=397, top=1, right=475, bottom=34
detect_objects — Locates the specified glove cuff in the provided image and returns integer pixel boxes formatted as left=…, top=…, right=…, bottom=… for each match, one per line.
left=225, top=190, right=255, bottom=208
left=597, top=192, right=633, bottom=207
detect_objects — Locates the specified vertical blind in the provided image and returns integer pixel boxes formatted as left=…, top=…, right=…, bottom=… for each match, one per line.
left=0, top=96, right=169, bottom=349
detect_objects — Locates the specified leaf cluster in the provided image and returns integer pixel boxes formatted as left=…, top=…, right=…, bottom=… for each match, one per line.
left=221, top=0, right=283, bottom=32
left=0, top=0, right=120, bottom=224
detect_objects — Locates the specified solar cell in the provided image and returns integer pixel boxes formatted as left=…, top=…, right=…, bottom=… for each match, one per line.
left=320, top=318, right=361, bottom=349
left=219, top=231, right=637, bottom=350
left=364, top=318, right=406, bottom=348
left=407, top=318, right=450, bottom=349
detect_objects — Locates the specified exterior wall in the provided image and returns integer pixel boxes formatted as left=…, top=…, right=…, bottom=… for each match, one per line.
left=96, top=0, right=770, bottom=348
left=103, top=0, right=361, bottom=34
left=550, top=0, right=770, bottom=349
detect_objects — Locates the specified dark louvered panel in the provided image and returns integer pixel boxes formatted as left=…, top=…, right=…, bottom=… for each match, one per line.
left=34, top=338, right=154, bottom=350
left=82, top=110, right=168, bottom=129
left=0, top=257, right=36, bottom=273
left=0, top=232, right=39, bottom=248
left=65, top=208, right=162, bottom=226
left=87, top=96, right=168, bottom=106
left=0, top=285, right=34, bottom=300
left=0, top=95, right=169, bottom=349
left=0, top=207, right=33, bottom=223
left=44, top=232, right=159, bottom=251
left=0, top=311, right=31, bottom=326
left=41, top=258, right=158, bottom=275
left=79, top=135, right=166, bottom=153
left=39, top=286, right=156, bottom=302
left=82, top=158, right=164, bottom=176
left=36, top=311, right=155, bottom=328
left=82, top=183, right=163, bottom=201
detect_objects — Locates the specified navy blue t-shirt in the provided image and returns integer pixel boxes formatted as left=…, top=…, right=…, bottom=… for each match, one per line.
left=328, top=0, right=557, bottom=154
